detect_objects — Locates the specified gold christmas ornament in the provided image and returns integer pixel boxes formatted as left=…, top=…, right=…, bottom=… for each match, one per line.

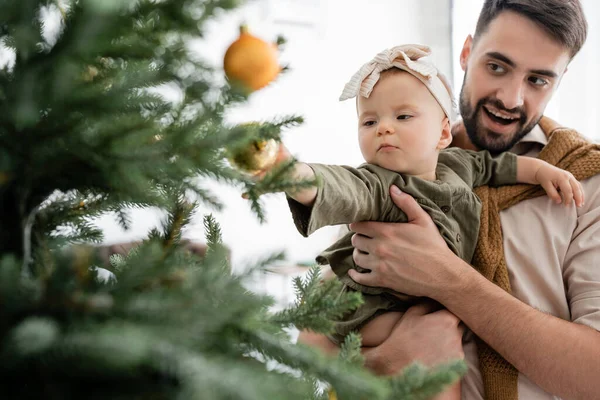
left=82, top=65, right=99, bottom=82
left=223, top=25, right=281, bottom=92
left=228, top=138, right=279, bottom=175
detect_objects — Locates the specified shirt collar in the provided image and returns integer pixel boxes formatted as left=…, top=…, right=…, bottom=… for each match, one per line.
left=509, top=124, right=547, bottom=156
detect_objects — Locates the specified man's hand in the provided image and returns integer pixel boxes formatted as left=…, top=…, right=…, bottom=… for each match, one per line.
left=347, top=185, right=467, bottom=299
left=363, top=301, right=465, bottom=375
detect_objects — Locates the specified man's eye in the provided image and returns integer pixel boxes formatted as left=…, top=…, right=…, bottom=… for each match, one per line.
left=397, top=115, right=412, bottom=120
left=487, top=63, right=506, bottom=74
left=529, top=76, right=548, bottom=87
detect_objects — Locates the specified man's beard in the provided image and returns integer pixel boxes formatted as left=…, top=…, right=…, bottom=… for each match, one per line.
left=458, top=74, right=540, bottom=155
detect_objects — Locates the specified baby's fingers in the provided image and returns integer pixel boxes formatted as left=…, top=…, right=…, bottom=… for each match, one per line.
left=571, top=177, right=585, bottom=207
left=557, top=176, right=574, bottom=205
left=541, top=180, right=562, bottom=204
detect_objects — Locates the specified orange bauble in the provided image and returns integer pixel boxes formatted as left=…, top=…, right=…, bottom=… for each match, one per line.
left=223, top=25, right=280, bottom=92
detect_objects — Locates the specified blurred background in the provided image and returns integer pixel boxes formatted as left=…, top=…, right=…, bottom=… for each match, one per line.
left=78, top=0, right=599, bottom=302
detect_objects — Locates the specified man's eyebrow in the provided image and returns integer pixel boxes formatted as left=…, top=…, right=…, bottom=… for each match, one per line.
left=485, top=51, right=558, bottom=78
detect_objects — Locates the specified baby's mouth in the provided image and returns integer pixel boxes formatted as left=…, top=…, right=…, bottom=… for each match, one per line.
left=378, top=144, right=398, bottom=151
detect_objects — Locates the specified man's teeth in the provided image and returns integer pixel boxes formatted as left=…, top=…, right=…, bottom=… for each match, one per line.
left=485, top=107, right=516, bottom=120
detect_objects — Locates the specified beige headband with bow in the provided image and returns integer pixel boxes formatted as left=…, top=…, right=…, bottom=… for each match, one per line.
left=339, top=44, right=454, bottom=123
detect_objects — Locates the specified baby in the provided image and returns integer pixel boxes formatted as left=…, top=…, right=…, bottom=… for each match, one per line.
left=268, top=44, right=582, bottom=363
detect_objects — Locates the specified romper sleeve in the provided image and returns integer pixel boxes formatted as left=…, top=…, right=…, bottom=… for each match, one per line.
left=439, top=147, right=518, bottom=188
left=287, top=163, right=393, bottom=237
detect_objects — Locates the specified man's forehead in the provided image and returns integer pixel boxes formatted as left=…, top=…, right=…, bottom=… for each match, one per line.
left=473, top=11, right=571, bottom=74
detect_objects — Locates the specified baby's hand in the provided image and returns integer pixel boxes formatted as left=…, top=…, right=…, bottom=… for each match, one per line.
left=241, top=143, right=294, bottom=199
left=535, top=164, right=584, bottom=207
left=252, top=143, right=293, bottom=179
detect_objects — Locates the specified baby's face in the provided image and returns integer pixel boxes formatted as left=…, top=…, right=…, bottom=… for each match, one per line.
left=357, top=71, right=448, bottom=176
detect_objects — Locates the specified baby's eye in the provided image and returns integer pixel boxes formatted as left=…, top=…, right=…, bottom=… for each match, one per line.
left=397, top=115, right=412, bottom=120
left=363, top=120, right=375, bottom=126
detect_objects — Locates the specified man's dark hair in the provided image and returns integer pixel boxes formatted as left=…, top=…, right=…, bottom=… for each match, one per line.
left=474, top=0, right=588, bottom=58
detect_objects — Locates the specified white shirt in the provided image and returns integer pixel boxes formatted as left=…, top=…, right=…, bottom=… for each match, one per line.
left=462, top=125, right=600, bottom=399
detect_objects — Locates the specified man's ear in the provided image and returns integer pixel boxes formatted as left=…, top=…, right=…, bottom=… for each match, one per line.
left=460, top=35, right=473, bottom=71
left=437, top=117, right=453, bottom=150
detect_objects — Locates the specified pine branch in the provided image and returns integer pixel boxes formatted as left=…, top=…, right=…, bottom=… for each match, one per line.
left=161, top=194, right=194, bottom=253
left=259, top=115, right=305, bottom=140
left=338, top=332, right=364, bottom=366
left=241, top=158, right=319, bottom=223
left=270, top=267, right=363, bottom=333
left=388, top=361, right=467, bottom=400
left=203, top=213, right=222, bottom=249
left=241, top=329, right=391, bottom=400
left=245, top=251, right=287, bottom=276
left=202, top=213, right=230, bottom=271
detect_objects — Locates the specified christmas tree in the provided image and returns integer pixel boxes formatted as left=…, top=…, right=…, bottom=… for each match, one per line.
left=0, top=0, right=465, bottom=398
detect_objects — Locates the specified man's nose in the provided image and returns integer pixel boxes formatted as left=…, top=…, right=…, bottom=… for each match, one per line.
left=496, top=78, right=525, bottom=110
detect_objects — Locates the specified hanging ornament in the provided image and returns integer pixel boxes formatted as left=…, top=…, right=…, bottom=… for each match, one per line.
left=228, top=138, right=279, bottom=175
left=82, top=65, right=99, bottom=82
left=223, top=25, right=281, bottom=92
left=226, top=122, right=280, bottom=175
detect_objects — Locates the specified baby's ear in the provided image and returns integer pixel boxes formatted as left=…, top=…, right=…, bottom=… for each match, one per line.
left=437, top=117, right=453, bottom=150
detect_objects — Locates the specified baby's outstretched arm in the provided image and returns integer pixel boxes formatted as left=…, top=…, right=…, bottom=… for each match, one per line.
left=253, top=143, right=390, bottom=233
left=263, top=144, right=318, bottom=206
left=516, top=156, right=584, bottom=207
left=284, top=160, right=318, bottom=206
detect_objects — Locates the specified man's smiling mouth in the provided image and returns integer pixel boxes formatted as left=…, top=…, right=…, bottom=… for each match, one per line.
left=483, top=105, right=519, bottom=126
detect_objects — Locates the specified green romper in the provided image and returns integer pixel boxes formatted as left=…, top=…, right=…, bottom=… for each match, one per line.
left=287, top=148, right=517, bottom=344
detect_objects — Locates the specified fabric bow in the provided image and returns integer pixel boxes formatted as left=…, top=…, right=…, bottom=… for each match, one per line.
left=339, top=44, right=436, bottom=100
left=339, top=44, right=453, bottom=122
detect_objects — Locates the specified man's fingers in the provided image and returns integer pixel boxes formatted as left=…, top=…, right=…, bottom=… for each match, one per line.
left=349, top=220, right=379, bottom=238
left=351, top=233, right=372, bottom=254
left=350, top=246, right=379, bottom=274
left=347, top=268, right=375, bottom=286
left=403, top=300, right=443, bottom=317
left=429, top=308, right=462, bottom=327
left=351, top=248, right=371, bottom=269
left=457, top=321, right=467, bottom=336
left=389, top=185, right=429, bottom=224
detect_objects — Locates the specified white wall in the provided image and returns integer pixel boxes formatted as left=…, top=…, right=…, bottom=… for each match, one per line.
left=451, top=0, right=600, bottom=140
left=95, top=0, right=454, bottom=279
